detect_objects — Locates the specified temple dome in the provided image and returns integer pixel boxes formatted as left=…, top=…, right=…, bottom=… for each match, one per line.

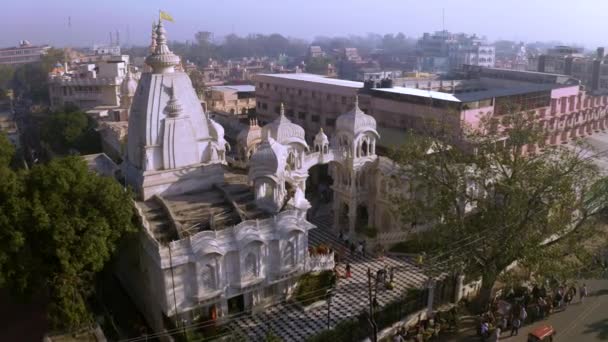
left=120, top=69, right=138, bottom=97
left=237, top=118, right=262, bottom=147
left=336, top=96, right=379, bottom=137
left=314, top=127, right=329, bottom=146
left=262, top=103, right=308, bottom=149
left=249, top=137, right=287, bottom=180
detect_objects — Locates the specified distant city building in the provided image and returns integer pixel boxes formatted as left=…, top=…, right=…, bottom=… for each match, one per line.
left=356, top=69, right=403, bottom=82
left=0, top=40, right=50, bottom=65
left=254, top=73, right=362, bottom=135
left=308, top=45, right=325, bottom=59
left=204, top=85, right=256, bottom=116
left=417, top=31, right=495, bottom=72
left=48, top=54, right=135, bottom=111
left=256, top=68, right=608, bottom=153
left=528, top=46, right=608, bottom=92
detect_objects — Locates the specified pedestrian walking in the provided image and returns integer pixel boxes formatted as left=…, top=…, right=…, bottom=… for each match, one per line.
left=510, top=317, right=521, bottom=336
left=491, top=327, right=501, bottom=342
left=356, top=242, right=363, bottom=255
left=345, top=263, right=351, bottom=278
left=520, top=306, right=528, bottom=324
left=480, top=321, right=489, bottom=340
left=580, top=283, right=588, bottom=302
left=500, top=316, right=508, bottom=331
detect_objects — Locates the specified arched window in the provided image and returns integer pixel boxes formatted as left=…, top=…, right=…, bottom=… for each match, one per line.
left=244, top=253, right=258, bottom=278
left=287, top=152, right=297, bottom=170
left=283, top=241, right=295, bottom=267
left=202, top=264, right=216, bottom=290
left=361, top=140, right=369, bottom=157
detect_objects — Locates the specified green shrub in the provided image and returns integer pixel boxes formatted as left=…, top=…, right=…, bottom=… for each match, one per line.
left=295, top=271, right=336, bottom=306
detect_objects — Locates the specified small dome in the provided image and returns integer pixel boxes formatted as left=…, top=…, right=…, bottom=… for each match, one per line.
left=120, top=69, right=138, bottom=97
left=336, top=96, right=378, bottom=137
left=262, top=103, right=308, bottom=149
left=237, top=118, right=262, bottom=147
left=249, top=137, right=288, bottom=180
left=314, top=127, right=329, bottom=146
left=164, top=87, right=183, bottom=117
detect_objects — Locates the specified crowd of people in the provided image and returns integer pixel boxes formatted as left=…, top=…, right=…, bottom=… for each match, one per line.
left=391, top=307, right=460, bottom=341
left=478, top=282, right=589, bottom=341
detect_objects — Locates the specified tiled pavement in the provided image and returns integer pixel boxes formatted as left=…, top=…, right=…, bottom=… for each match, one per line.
left=228, top=215, right=430, bottom=341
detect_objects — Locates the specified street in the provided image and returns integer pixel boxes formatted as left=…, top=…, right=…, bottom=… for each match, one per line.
left=505, top=279, right=608, bottom=341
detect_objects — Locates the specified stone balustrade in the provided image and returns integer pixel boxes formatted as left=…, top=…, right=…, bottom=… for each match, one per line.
left=305, top=252, right=335, bottom=272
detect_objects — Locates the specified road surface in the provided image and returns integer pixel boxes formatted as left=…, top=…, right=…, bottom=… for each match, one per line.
left=450, top=279, right=608, bottom=341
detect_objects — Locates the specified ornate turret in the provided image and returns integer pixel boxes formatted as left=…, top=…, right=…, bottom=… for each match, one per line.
left=262, top=103, right=307, bottom=149
left=145, top=20, right=180, bottom=73
left=164, top=84, right=183, bottom=117
left=314, top=127, right=329, bottom=154
left=336, top=95, right=379, bottom=159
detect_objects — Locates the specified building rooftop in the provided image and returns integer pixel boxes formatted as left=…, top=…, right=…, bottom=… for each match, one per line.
left=137, top=171, right=270, bottom=244
left=258, top=73, right=364, bottom=88
left=374, top=83, right=565, bottom=103
left=210, top=85, right=256, bottom=93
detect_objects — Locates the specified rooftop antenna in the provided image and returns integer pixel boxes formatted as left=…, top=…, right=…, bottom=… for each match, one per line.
left=109, top=31, right=113, bottom=45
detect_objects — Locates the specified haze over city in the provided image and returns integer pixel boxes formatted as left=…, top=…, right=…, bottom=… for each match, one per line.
left=3, top=1, right=608, bottom=341
left=4, top=0, right=608, bottom=48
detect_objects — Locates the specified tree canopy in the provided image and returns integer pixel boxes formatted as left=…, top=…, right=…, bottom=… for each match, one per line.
left=390, top=113, right=608, bottom=308
left=40, top=106, right=102, bottom=156
left=0, top=133, right=137, bottom=330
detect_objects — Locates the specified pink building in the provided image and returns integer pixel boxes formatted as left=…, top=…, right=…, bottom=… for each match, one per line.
left=255, top=69, right=608, bottom=152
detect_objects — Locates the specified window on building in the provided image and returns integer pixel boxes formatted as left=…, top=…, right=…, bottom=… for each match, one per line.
left=244, top=253, right=258, bottom=278
left=312, top=91, right=316, bottom=99
left=283, top=242, right=295, bottom=267
left=311, top=115, right=320, bottom=123
left=341, top=96, right=346, bottom=104
left=326, top=118, right=336, bottom=126
left=287, top=109, right=294, bottom=117
left=262, top=102, right=268, bottom=110
left=298, top=89, right=302, bottom=96
left=275, top=106, right=281, bottom=114
left=298, top=111, right=306, bottom=120
left=274, top=85, right=278, bottom=91
left=326, top=94, right=331, bottom=101
left=202, top=264, right=216, bottom=290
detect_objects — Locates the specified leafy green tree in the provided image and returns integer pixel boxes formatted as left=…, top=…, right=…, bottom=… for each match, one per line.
left=0, top=154, right=137, bottom=330
left=41, top=106, right=101, bottom=155
left=11, top=48, right=64, bottom=103
left=390, top=112, right=608, bottom=309
left=306, top=57, right=333, bottom=75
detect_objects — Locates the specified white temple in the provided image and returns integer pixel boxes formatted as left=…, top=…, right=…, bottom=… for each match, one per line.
left=116, top=20, right=415, bottom=335
left=117, top=21, right=329, bottom=333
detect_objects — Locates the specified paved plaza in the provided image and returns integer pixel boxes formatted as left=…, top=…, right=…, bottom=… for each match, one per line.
left=229, top=215, right=430, bottom=341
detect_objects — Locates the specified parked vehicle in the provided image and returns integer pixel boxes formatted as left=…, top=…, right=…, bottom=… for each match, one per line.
left=528, top=324, right=556, bottom=341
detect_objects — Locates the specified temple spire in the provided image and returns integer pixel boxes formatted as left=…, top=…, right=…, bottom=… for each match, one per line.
left=145, top=19, right=180, bottom=73
left=280, top=102, right=286, bottom=117
left=149, top=21, right=157, bottom=53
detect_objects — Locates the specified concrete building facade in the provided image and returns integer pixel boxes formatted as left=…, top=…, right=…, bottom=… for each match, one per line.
left=0, top=40, right=50, bottom=65
left=204, top=85, right=256, bottom=116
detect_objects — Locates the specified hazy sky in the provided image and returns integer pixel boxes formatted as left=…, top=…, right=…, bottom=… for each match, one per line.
left=3, top=0, right=607, bottom=48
